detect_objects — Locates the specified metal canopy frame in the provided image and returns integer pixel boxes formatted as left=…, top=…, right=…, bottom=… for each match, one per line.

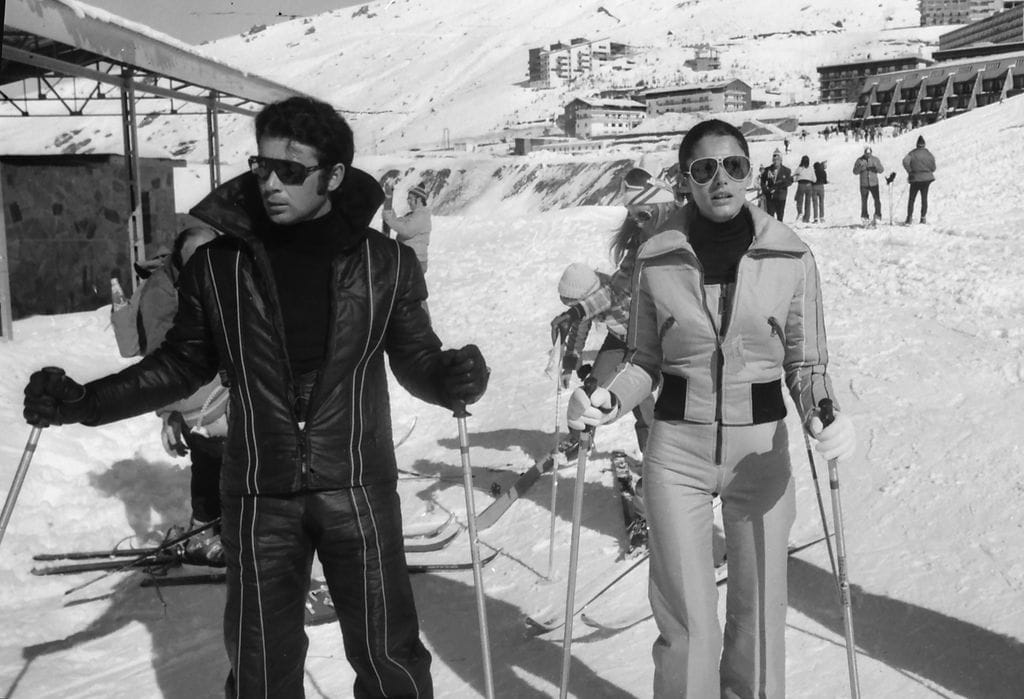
left=0, top=0, right=309, bottom=339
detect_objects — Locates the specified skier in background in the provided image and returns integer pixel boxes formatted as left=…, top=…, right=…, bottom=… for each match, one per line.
left=567, top=118, right=856, bottom=697
left=902, top=135, right=936, bottom=224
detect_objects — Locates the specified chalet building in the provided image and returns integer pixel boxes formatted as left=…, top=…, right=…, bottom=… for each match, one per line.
left=919, top=0, right=1022, bottom=26
left=852, top=51, right=1024, bottom=126
left=638, top=79, right=751, bottom=115
left=528, top=38, right=628, bottom=87
left=817, top=56, right=934, bottom=103
left=563, top=97, right=646, bottom=138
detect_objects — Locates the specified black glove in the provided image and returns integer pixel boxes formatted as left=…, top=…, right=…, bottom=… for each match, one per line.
left=440, top=344, right=490, bottom=406
left=23, top=368, right=98, bottom=427
left=550, top=304, right=584, bottom=345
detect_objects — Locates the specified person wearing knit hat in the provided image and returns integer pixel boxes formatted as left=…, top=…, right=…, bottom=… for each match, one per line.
left=903, top=135, right=936, bottom=224
left=557, top=262, right=601, bottom=303
left=550, top=260, right=655, bottom=498
left=382, top=180, right=432, bottom=272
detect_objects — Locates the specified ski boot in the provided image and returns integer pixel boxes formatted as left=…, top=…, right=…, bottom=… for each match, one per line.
left=306, top=578, right=338, bottom=626
left=181, top=519, right=226, bottom=567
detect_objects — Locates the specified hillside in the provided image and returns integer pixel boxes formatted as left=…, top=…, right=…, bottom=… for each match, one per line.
left=1, top=0, right=949, bottom=164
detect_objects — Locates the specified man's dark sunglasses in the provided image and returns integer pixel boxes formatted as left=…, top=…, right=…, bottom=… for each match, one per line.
left=248, top=155, right=325, bottom=185
left=687, top=155, right=752, bottom=185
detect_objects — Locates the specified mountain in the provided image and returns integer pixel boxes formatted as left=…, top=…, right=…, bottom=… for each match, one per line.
left=3, top=0, right=949, bottom=164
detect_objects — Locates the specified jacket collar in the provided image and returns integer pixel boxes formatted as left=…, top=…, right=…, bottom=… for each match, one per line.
left=638, top=202, right=808, bottom=261
left=187, top=166, right=385, bottom=243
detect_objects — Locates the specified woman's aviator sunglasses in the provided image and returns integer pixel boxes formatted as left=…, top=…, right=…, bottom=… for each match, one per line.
left=248, top=155, right=325, bottom=185
left=686, top=155, right=751, bottom=185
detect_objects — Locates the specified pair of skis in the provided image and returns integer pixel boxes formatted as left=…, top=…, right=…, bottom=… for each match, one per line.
left=524, top=535, right=829, bottom=635
left=31, top=513, right=466, bottom=579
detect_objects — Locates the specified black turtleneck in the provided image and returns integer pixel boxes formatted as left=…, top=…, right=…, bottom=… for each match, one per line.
left=260, top=206, right=345, bottom=375
left=687, top=207, right=754, bottom=284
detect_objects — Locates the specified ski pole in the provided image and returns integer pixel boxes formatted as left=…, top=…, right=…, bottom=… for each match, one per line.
left=546, top=341, right=565, bottom=581
left=802, top=429, right=838, bottom=592
left=1, top=367, right=65, bottom=549
left=559, top=375, right=602, bottom=699
left=819, top=398, right=860, bottom=699
left=454, top=401, right=495, bottom=699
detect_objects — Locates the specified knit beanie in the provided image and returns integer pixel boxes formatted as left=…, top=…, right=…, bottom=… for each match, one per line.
left=408, top=184, right=428, bottom=203
left=558, top=263, right=601, bottom=301
left=916, top=135, right=926, bottom=147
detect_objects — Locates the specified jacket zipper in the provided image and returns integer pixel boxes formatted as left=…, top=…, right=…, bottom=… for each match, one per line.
left=692, top=257, right=726, bottom=466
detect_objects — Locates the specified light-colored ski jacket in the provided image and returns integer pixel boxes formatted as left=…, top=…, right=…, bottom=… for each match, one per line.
left=606, top=203, right=837, bottom=427
left=853, top=154, right=884, bottom=187
left=383, top=205, right=431, bottom=272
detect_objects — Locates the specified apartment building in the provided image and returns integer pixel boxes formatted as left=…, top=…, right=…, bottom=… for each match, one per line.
left=817, top=56, right=934, bottom=103
left=527, top=38, right=628, bottom=87
left=562, top=97, right=646, bottom=138
left=638, top=79, right=751, bottom=115
left=919, top=0, right=1022, bottom=26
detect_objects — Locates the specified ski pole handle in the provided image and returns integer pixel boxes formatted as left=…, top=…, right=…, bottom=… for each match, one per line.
left=452, top=399, right=470, bottom=420
left=818, top=398, right=835, bottom=428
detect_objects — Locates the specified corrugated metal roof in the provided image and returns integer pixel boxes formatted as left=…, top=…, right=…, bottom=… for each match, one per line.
left=3, top=0, right=306, bottom=107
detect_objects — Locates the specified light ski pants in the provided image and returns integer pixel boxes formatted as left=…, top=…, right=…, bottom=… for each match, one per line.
left=643, top=418, right=795, bottom=698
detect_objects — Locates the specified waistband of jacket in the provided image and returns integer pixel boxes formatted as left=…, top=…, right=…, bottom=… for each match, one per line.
left=654, top=373, right=787, bottom=424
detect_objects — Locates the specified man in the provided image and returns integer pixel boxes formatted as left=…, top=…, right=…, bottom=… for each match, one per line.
left=902, top=135, right=936, bottom=224
left=853, top=146, right=884, bottom=225
left=759, top=149, right=792, bottom=221
left=382, top=181, right=432, bottom=273
left=24, top=96, right=489, bottom=698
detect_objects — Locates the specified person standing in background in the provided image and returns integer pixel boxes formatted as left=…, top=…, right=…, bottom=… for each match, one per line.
left=811, top=160, right=828, bottom=224
left=902, top=135, right=936, bottom=224
left=793, top=155, right=814, bottom=223
left=853, top=146, right=884, bottom=225
left=383, top=182, right=432, bottom=273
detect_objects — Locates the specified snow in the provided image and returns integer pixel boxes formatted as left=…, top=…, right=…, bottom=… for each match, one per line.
left=3, top=0, right=1024, bottom=697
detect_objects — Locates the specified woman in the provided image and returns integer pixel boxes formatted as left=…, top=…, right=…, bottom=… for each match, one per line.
left=567, top=119, right=856, bottom=698
left=793, top=154, right=814, bottom=223
left=812, top=160, right=828, bottom=223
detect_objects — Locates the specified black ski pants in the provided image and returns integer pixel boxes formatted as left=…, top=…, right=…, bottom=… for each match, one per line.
left=907, top=181, right=931, bottom=220
left=860, top=185, right=882, bottom=219
left=220, top=486, right=432, bottom=699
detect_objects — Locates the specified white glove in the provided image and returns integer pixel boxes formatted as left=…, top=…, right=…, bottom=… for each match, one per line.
left=566, top=386, right=619, bottom=432
left=161, top=414, right=189, bottom=458
left=808, top=411, right=856, bottom=462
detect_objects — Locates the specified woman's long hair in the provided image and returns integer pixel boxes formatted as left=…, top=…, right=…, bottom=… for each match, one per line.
left=799, top=155, right=810, bottom=168
left=609, top=214, right=645, bottom=266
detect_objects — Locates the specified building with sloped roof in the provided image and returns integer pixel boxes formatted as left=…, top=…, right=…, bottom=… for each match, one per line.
left=852, top=51, right=1024, bottom=126
left=638, top=80, right=751, bottom=115
left=563, top=97, right=646, bottom=138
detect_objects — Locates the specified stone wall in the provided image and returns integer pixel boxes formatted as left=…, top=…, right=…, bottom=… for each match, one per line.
left=1, top=155, right=180, bottom=319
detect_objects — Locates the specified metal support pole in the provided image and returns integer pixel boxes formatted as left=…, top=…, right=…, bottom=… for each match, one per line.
left=206, top=92, right=221, bottom=189
left=120, top=68, right=145, bottom=293
left=0, top=161, right=13, bottom=340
